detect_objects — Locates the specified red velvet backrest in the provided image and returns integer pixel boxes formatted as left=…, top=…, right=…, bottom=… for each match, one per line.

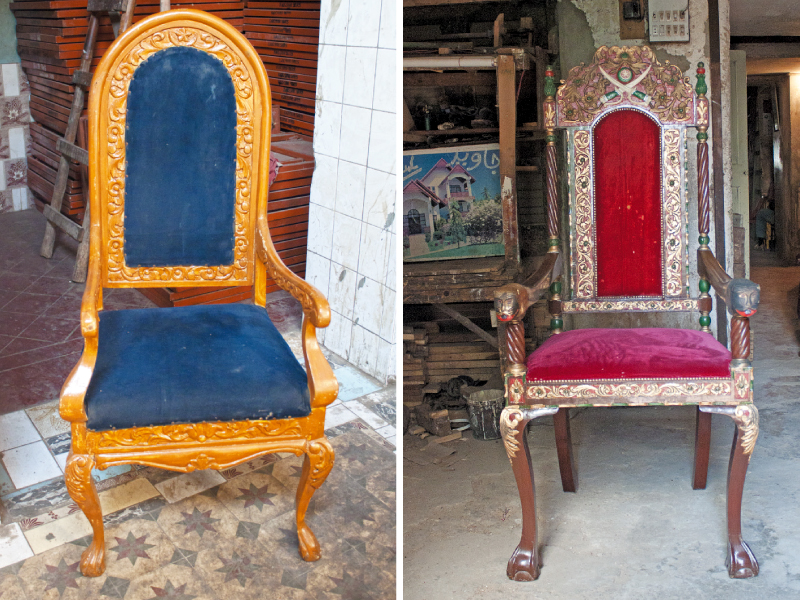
left=593, top=109, right=662, bottom=297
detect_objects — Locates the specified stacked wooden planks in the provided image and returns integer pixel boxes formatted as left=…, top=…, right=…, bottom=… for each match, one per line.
left=425, top=332, right=499, bottom=384
left=243, top=0, right=319, bottom=136
left=403, top=326, right=428, bottom=407
left=138, top=132, right=313, bottom=307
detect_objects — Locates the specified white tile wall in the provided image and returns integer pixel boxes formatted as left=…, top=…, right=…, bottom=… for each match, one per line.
left=342, top=47, right=378, bottom=109
left=373, top=49, right=396, bottom=113
left=1, top=64, right=20, bottom=97
left=335, top=158, right=367, bottom=217
left=306, top=0, right=396, bottom=383
left=316, top=44, right=347, bottom=104
left=338, top=105, right=372, bottom=167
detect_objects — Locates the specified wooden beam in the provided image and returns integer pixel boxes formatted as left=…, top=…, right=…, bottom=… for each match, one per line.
left=708, top=0, right=728, bottom=346
left=497, top=54, right=520, bottom=267
left=44, top=205, right=84, bottom=241
left=404, top=0, right=506, bottom=6
left=433, top=303, right=499, bottom=348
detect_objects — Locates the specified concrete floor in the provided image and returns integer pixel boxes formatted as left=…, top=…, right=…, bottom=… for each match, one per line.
left=403, top=250, right=800, bottom=599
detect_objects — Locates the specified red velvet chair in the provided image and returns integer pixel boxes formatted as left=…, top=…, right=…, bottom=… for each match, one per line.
left=494, top=47, right=760, bottom=581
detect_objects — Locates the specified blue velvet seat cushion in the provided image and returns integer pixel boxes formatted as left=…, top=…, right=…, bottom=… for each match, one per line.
left=85, top=304, right=310, bottom=431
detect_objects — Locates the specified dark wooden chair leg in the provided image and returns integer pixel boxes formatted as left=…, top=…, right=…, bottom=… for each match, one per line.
left=692, top=407, right=712, bottom=489
left=553, top=408, right=576, bottom=492
left=725, top=406, right=759, bottom=578
left=700, top=404, right=759, bottom=578
left=501, top=406, right=558, bottom=581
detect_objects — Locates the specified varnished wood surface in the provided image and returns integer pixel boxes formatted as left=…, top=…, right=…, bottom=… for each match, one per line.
left=60, top=9, right=338, bottom=577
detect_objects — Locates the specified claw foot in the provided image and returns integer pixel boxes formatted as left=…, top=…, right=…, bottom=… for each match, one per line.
left=298, top=524, right=321, bottom=562
left=727, top=538, right=759, bottom=579
left=506, top=543, right=540, bottom=581
left=80, top=543, right=106, bottom=577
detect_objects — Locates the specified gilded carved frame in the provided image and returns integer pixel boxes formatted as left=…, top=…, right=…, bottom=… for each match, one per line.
left=62, top=10, right=338, bottom=577
left=95, top=20, right=262, bottom=287
left=558, top=46, right=697, bottom=312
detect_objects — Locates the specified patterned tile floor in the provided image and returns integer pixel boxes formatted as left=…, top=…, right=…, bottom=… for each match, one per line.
left=0, top=209, right=397, bottom=598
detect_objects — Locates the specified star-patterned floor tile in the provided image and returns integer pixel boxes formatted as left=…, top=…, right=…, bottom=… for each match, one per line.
left=16, top=543, right=106, bottom=600
left=102, top=519, right=175, bottom=581
left=1, top=428, right=395, bottom=599
left=280, top=566, right=308, bottom=591
left=168, top=547, right=199, bottom=569
left=194, top=534, right=284, bottom=599
left=214, top=550, right=262, bottom=587
left=98, top=575, right=130, bottom=599
left=110, top=532, right=156, bottom=566
left=235, top=482, right=277, bottom=511
left=146, top=579, right=196, bottom=599
left=235, top=520, right=261, bottom=540
left=123, top=563, right=215, bottom=600
left=176, top=508, right=220, bottom=538
left=40, top=558, right=81, bottom=597
left=216, top=471, right=294, bottom=524
left=157, top=494, right=239, bottom=553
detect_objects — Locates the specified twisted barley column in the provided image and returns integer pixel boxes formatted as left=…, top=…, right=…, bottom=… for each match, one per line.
left=506, top=320, right=526, bottom=367
left=697, top=136, right=710, bottom=236
left=730, top=316, right=750, bottom=360
left=546, top=142, right=559, bottom=240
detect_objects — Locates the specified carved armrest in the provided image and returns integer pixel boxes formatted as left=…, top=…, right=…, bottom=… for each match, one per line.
left=60, top=228, right=104, bottom=424
left=256, top=217, right=331, bottom=328
left=256, top=216, right=338, bottom=408
left=494, top=252, right=562, bottom=322
left=698, top=248, right=760, bottom=317
left=494, top=252, right=562, bottom=373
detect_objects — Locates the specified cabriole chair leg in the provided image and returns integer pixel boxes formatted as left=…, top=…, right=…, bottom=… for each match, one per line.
left=296, top=438, right=334, bottom=561
left=65, top=453, right=105, bottom=576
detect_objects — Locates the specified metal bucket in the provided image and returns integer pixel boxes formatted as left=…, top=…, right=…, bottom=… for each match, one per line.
left=465, top=389, right=504, bottom=440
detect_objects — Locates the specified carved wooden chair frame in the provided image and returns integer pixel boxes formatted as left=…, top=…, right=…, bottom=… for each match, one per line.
left=59, top=10, right=338, bottom=577
left=494, top=46, right=760, bottom=581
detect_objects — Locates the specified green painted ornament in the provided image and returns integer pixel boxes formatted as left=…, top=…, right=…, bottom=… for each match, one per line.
left=699, top=315, right=711, bottom=327
left=544, top=65, right=557, bottom=97
left=696, top=62, right=707, bottom=96
left=550, top=281, right=562, bottom=295
left=551, top=318, right=563, bottom=330
left=699, top=279, right=710, bottom=293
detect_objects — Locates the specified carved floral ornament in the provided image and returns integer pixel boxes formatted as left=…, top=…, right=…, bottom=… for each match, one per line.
left=563, top=299, right=698, bottom=312
left=104, top=27, right=256, bottom=284
left=556, top=45, right=696, bottom=126
left=521, top=380, right=733, bottom=403
left=734, top=404, right=759, bottom=456
left=88, top=418, right=303, bottom=450
left=500, top=407, right=524, bottom=461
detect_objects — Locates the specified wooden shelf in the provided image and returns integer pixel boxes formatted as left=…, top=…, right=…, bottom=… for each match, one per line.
left=516, top=165, right=539, bottom=172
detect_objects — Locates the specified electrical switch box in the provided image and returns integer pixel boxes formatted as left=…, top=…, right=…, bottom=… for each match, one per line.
left=648, top=0, right=689, bottom=42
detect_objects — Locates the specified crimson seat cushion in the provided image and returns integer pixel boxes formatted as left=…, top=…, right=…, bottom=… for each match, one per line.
left=526, top=328, right=732, bottom=381
left=85, top=304, right=310, bottom=431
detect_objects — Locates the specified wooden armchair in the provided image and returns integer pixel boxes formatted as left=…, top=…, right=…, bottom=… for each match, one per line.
left=59, top=10, right=337, bottom=577
left=495, top=47, right=760, bottom=581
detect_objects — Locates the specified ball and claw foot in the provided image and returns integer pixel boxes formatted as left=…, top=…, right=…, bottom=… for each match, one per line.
left=80, top=543, right=106, bottom=577
left=298, top=524, right=321, bottom=562
left=727, top=539, right=759, bottom=579
left=506, top=543, right=541, bottom=581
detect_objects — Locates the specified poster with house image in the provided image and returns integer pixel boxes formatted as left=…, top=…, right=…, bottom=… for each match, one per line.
left=403, top=144, right=503, bottom=262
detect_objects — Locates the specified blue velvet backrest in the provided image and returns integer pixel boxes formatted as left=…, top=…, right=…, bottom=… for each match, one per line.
left=91, top=11, right=272, bottom=288
left=124, top=46, right=237, bottom=268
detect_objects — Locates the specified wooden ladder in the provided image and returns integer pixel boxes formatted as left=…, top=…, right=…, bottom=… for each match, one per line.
left=38, top=0, right=138, bottom=282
